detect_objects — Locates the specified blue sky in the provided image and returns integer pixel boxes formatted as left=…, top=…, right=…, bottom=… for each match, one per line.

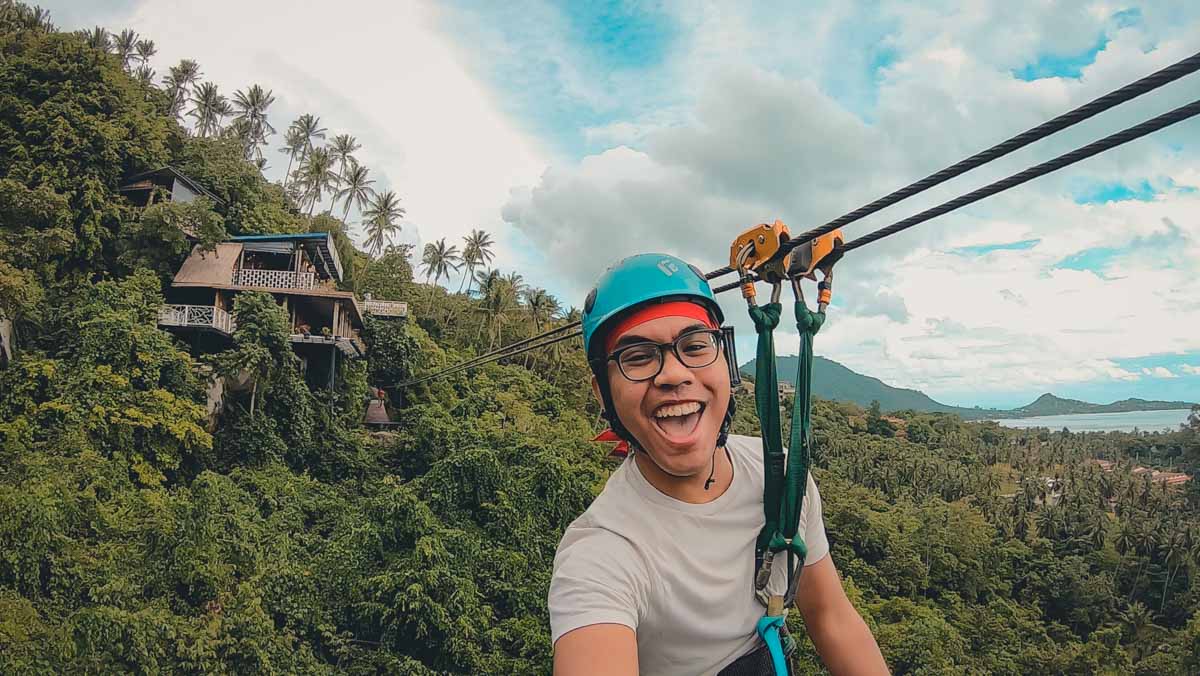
left=39, top=0, right=1200, bottom=408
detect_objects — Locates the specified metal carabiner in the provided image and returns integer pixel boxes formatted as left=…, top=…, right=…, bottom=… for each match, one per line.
left=735, top=243, right=758, bottom=307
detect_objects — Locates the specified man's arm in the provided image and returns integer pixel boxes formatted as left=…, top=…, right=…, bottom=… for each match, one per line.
left=794, top=555, right=889, bottom=675
left=553, top=623, right=638, bottom=676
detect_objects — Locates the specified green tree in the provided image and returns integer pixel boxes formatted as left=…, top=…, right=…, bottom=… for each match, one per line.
left=866, top=400, right=896, bottom=437
left=421, top=238, right=461, bottom=305
left=231, top=84, right=276, bottom=160
left=329, top=133, right=360, bottom=179
left=211, top=292, right=292, bottom=417
left=117, top=197, right=227, bottom=283
left=113, top=27, right=137, bottom=70
left=363, top=190, right=405, bottom=258
left=335, top=161, right=375, bottom=223
left=296, top=146, right=338, bottom=215
left=458, top=228, right=494, bottom=295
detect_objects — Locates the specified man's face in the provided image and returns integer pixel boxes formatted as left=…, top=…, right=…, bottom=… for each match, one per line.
left=599, top=314, right=731, bottom=476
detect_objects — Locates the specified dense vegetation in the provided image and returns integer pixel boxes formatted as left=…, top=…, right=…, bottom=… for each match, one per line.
left=2, top=4, right=1199, bottom=673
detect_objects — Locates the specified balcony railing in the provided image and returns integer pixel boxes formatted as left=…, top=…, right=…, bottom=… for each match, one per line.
left=159, top=304, right=234, bottom=334
left=363, top=299, right=408, bottom=317
left=232, top=268, right=316, bottom=290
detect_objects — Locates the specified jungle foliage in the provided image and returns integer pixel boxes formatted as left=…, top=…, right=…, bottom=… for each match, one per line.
left=1, top=3, right=1199, bottom=674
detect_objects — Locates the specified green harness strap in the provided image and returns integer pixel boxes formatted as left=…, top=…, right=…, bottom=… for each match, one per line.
left=749, top=302, right=785, bottom=556
left=749, top=293, right=825, bottom=676
left=750, top=296, right=825, bottom=602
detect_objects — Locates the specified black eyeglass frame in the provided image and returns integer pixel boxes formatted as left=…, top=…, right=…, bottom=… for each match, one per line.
left=602, top=328, right=726, bottom=383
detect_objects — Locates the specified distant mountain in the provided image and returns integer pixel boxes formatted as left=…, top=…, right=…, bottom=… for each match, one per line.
left=740, top=356, right=1195, bottom=420
left=1011, top=393, right=1196, bottom=417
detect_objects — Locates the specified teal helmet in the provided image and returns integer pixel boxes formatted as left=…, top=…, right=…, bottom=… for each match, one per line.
left=582, top=253, right=723, bottom=358
left=582, top=253, right=736, bottom=451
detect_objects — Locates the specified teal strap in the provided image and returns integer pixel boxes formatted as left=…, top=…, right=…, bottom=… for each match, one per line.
left=755, top=615, right=789, bottom=676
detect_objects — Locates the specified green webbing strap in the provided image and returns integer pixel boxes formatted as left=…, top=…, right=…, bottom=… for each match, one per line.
left=749, top=302, right=784, bottom=554
left=778, top=301, right=825, bottom=575
left=751, top=298, right=825, bottom=596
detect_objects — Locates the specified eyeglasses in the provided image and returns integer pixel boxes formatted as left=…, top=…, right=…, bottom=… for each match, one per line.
left=605, top=328, right=724, bottom=382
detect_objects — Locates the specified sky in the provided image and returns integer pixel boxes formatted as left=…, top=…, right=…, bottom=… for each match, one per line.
left=40, top=0, right=1200, bottom=409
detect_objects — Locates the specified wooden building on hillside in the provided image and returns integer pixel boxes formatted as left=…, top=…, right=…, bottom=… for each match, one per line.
left=119, top=166, right=225, bottom=209
left=158, top=232, right=367, bottom=367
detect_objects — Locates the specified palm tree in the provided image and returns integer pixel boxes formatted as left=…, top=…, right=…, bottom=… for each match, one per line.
left=504, top=271, right=526, bottom=299
left=113, top=29, right=138, bottom=70
left=474, top=268, right=501, bottom=301
left=231, top=84, right=277, bottom=160
left=296, top=147, right=339, bottom=215
left=134, top=39, right=156, bottom=66
left=165, top=59, right=202, bottom=119
left=278, top=126, right=306, bottom=190
left=524, top=288, right=560, bottom=331
left=335, top=162, right=375, bottom=223
left=83, top=27, right=110, bottom=52
left=362, top=190, right=404, bottom=258
left=16, top=5, right=53, bottom=31
left=189, top=82, right=228, bottom=137
left=285, top=114, right=326, bottom=189
left=329, top=134, right=361, bottom=180
left=133, top=64, right=155, bottom=87
left=421, top=239, right=461, bottom=305
left=477, top=275, right=518, bottom=349
left=458, top=229, right=495, bottom=295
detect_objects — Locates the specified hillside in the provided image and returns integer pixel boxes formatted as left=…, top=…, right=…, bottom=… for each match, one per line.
left=742, top=356, right=1195, bottom=419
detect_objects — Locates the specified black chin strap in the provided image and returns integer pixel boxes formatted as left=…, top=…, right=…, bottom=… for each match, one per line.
left=704, top=446, right=718, bottom=490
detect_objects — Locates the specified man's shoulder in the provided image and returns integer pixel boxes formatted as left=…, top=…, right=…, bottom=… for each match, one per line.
left=725, top=433, right=765, bottom=465
left=560, top=461, right=643, bottom=535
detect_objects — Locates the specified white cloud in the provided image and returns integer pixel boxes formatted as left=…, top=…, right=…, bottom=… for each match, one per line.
left=1142, top=366, right=1180, bottom=378
left=49, top=0, right=550, bottom=272
left=499, top=1, right=1200, bottom=397
left=1177, top=364, right=1200, bottom=375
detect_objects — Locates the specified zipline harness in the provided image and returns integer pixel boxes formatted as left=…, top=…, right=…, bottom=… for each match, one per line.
left=731, top=221, right=843, bottom=675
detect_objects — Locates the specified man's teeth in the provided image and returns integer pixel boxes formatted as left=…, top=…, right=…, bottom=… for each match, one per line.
left=654, top=402, right=702, bottom=418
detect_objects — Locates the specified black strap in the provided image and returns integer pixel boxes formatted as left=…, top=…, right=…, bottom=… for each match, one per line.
left=718, top=640, right=791, bottom=676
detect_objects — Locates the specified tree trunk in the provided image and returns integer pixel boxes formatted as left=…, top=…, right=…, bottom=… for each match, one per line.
left=458, top=266, right=471, bottom=293
left=250, top=379, right=257, bottom=417
left=283, top=152, right=295, bottom=189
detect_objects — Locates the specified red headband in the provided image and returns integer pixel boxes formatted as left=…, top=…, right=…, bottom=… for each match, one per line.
left=604, top=301, right=717, bottom=354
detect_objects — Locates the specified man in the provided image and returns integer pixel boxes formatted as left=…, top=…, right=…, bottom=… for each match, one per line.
left=550, top=254, right=888, bottom=675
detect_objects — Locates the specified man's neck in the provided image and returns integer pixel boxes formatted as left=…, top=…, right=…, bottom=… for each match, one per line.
left=633, top=446, right=733, bottom=504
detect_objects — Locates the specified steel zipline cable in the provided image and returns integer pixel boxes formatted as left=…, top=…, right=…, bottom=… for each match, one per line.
left=709, top=96, right=1200, bottom=293
left=703, top=49, right=1200, bottom=281
left=388, top=320, right=582, bottom=389
left=397, top=329, right=583, bottom=388
left=396, top=58, right=1200, bottom=388
left=840, top=98, right=1200, bottom=253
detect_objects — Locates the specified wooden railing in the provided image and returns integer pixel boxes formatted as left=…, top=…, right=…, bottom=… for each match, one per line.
left=232, top=268, right=316, bottom=290
left=159, top=304, right=234, bottom=334
left=363, top=299, right=408, bottom=317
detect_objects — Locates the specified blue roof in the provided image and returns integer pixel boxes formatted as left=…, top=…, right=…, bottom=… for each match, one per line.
left=230, top=233, right=330, bottom=242
left=230, top=232, right=343, bottom=281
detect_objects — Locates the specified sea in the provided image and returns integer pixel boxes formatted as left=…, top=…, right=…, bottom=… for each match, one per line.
left=993, top=408, right=1194, bottom=433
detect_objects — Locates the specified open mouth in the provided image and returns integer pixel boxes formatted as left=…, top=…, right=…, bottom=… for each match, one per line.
left=651, top=401, right=706, bottom=443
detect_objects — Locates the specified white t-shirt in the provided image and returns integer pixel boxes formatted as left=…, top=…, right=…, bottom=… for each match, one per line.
left=549, top=434, right=829, bottom=676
